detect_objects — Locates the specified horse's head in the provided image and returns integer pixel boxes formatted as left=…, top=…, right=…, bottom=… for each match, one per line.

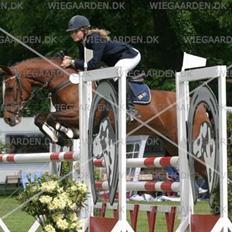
left=0, top=65, right=31, bottom=126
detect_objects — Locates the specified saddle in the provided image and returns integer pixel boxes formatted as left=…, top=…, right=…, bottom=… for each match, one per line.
left=128, top=73, right=151, bottom=104
left=95, top=72, right=151, bottom=105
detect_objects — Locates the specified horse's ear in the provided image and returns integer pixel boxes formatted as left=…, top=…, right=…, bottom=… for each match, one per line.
left=0, top=65, right=13, bottom=76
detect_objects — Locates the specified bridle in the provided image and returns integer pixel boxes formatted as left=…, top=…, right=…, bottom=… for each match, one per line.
left=3, top=71, right=26, bottom=117
left=3, top=69, right=53, bottom=118
left=3, top=55, right=74, bottom=119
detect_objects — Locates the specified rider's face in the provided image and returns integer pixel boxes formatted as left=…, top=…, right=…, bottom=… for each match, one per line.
left=71, top=30, right=84, bottom=42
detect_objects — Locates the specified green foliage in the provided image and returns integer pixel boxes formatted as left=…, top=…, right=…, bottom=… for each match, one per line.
left=167, top=0, right=232, bottom=66
left=145, top=68, right=176, bottom=90
left=0, top=140, right=9, bottom=152
left=0, top=141, right=5, bottom=152
left=60, top=161, right=72, bottom=177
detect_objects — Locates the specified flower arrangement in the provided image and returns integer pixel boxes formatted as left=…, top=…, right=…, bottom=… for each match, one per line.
left=18, top=173, right=88, bottom=232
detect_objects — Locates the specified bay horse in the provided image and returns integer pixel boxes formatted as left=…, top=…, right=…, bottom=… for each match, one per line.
left=0, top=57, right=207, bottom=170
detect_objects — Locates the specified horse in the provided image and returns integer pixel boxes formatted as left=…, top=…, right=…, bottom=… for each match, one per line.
left=0, top=57, right=208, bottom=171
left=0, top=58, right=79, bottom=146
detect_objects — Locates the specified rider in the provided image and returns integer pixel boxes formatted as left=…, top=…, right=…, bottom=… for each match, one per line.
left=61, top=15, right=141, bottom=119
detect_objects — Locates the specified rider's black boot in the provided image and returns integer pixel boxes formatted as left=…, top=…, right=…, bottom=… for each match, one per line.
left=127, top=99, right=139, bottom=121
left=126, top=83, right=139, bottom=121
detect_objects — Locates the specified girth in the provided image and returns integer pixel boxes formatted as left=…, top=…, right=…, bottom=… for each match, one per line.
left=52, top=80, right=72, bottom=95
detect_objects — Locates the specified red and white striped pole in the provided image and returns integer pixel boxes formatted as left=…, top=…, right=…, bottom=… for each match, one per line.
left=95, top=181, right=180, bottom=193
left=93, top=156, right=178, bottom=168
left=0, top=151, right=80, bottom=163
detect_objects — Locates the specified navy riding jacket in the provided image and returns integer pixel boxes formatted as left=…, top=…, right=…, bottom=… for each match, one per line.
left=74, top=32, right=138, bottom=70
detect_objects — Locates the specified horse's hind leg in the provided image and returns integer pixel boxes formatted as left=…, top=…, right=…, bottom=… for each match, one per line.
left=34, top=112, right=59, bottom=143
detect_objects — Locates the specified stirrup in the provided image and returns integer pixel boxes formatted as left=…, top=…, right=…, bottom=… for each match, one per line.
left=127, top=107, right=139, bottom=121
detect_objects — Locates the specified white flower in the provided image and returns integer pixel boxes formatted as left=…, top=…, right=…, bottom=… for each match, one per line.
left=59, top=192, right=72, bottom=206
left=77, top=183, right=88, bottom=192
left=56, top=218, right=69, bottom=230
left=48, top=197, right=66, bottom=210
left=52, top=213, right=63, bottom=222
left=31, top=186, right=39, bottom=193
left=70, top=213, right=78, bottom=222
left=76, top=219, right=84, bottom=229
left=70, top=185, right=78, bottom=191
left=70, top=222, right=77, bottom=229
left=59, top=192, right=69, bottom=199
left=44, top=224, right=56, bottom=232
left=69, top=219, right=83, bottom=230
left=70, top=203, right=77, bottom=210
left=39, top=195, right=52, bottom=204
left=57, top=187, right=64, bottom=193
left=41, top=180, right=58, bottom=192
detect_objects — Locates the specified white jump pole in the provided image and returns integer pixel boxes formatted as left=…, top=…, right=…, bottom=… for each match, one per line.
left=79, top=69, right=93, bottom=230
left=175, top=72, right=193, bottom=232
left=0, top=219, right=10, bottom=232
left=211, top=67, right=232, bottom=232
left=112, top=69, right=134, bottom=232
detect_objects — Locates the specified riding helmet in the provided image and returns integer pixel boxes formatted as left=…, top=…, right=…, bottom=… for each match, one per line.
left=66, top=15, right=90, bottom=32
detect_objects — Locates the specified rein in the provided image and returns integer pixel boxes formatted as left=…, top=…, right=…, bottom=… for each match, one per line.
left=3, top=68, right=68, bottom=117
left=3, top=53, right=74, bottom=117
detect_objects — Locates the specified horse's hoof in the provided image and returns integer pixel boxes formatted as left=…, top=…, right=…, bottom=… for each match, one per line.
left=42, top=123, right=58, bottom=143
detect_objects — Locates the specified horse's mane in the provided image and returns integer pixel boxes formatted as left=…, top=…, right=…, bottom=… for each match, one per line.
left=6, top=57, right=78, bottom=83
left=12, top=57, right=62, bottom=69
left=10, top=57, right=77, bottom=79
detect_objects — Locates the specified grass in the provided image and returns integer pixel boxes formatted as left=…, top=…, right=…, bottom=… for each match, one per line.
left=0, top=196, right=212, bottom=232
left=0, top=196, right=42, bottom=232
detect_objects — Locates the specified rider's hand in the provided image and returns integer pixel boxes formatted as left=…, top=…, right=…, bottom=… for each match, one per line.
left=64, top=56, right=72, bottom=59
left=61, top=56, right=72, bottom=68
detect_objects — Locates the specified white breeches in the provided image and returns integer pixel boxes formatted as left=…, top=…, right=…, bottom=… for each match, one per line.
left=114, top=49, right=141, bottom=75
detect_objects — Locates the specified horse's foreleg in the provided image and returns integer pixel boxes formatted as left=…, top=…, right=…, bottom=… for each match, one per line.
left=46, top=110, right=79, bottom=139
left=34, top=113, right=59, bottom=143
